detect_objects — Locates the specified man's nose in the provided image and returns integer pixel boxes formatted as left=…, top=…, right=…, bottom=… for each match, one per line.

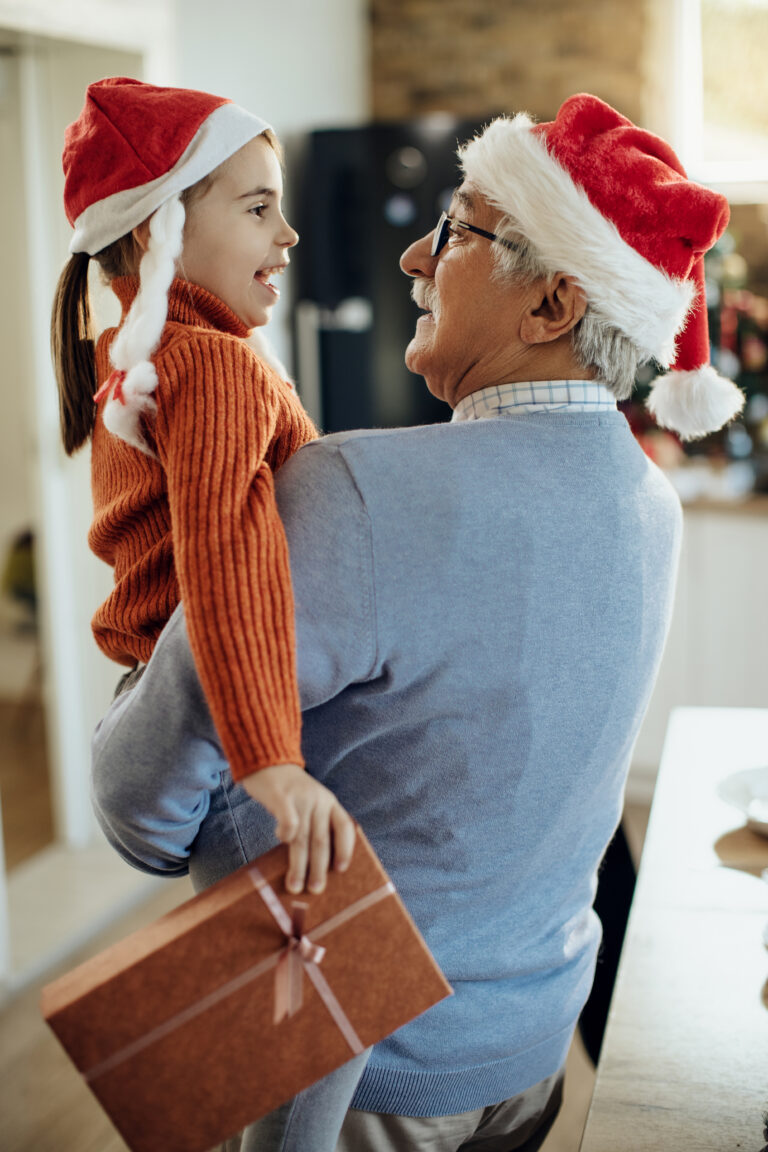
left=400, top=230, right=437, bottom=278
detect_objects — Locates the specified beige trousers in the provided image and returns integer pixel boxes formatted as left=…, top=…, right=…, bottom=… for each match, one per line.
left=335, top=1068, right=564, bottom=1152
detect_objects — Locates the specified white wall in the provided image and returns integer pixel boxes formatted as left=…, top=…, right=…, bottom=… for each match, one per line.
left=29, top=39, right=150, bottom=843
left=0, top=1, right=171, bottom=988
left=0, top=51, right=34, bottom=567
left=0, top=3, right=176, bottom=861
left=176, top=0, right=369, bottom=133
left=0, top=0, right=371, bottom=849
left=175, top=0, right=371, bottom=367
left=0, top=0, right=371, bottom=987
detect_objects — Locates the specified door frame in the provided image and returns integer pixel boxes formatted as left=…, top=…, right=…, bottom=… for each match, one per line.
left=0, top=0, right=174, bottom=992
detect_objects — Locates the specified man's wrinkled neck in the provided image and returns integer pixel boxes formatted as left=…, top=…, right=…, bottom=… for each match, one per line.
left=444, top=342, right=594, bottom=410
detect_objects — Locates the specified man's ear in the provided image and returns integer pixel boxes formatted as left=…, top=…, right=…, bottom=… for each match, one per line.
left=132, top=219, right=152, bottom=253
left=519, top=276, right=588, bottom=345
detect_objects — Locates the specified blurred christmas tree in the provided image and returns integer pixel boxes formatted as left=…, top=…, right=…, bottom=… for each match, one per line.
left=623, top=228, right=768, bottom=494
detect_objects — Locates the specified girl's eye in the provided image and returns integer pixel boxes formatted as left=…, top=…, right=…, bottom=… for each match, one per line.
left=249, top=204, right=267, bottom=217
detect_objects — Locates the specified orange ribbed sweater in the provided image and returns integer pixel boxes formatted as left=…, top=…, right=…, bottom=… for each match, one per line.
left=89, top=278, right=317, bottom=780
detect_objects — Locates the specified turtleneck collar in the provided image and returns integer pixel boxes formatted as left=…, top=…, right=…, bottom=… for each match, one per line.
left=111, top=277, right=251, bottom=339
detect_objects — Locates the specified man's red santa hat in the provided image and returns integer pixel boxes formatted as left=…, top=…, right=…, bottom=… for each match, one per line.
left=62, top=77, right=280, bottom=452
left=458, top=93, right=744, bottom=440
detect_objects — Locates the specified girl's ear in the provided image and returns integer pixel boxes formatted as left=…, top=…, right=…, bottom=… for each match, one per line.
left=132, top=219, right=151, bottom=253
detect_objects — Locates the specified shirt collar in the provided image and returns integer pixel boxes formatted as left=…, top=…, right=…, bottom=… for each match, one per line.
left=451, top=380, right=618, bottom=422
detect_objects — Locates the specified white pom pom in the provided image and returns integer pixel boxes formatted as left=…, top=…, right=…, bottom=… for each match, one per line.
left=103, top=364, right=159, bottom=456
left=646, top=365, right=745, bottom=441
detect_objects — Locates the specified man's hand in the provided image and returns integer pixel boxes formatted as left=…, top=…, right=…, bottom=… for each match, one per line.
left=241, top=763, right=356, bottom=895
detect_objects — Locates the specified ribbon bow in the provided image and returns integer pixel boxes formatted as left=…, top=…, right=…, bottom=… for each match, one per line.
left=274, top=902, right=327, bottom=1024
left=93, top=369, right=127, bottom=405
left=81, top=867, right=396, bottom=1084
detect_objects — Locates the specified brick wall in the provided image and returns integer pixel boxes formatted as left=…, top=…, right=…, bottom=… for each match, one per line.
left=370, top=0, right=655, bottom=126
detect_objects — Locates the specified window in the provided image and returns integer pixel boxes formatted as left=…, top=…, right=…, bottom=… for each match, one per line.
left=676, top=0, right=768, bottom=198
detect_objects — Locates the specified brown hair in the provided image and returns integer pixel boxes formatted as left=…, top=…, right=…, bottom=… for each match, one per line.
left=51, top=233, right=142, bottom=455
left=51, top=128, right=284, bottom=456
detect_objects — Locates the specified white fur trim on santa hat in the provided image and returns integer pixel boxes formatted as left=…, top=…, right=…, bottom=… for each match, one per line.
left=70, top=103, right=271, bottom=256
left=459, top=115, right=694, bottom=365
left=102, top=195, right=186, bottom=453
left=646, top=365, right=745, bottom=441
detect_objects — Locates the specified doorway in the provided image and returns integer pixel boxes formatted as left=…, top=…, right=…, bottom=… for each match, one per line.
left=0, top=34, right=50, bottom=871
left=0, top=22, right=165, bottom=993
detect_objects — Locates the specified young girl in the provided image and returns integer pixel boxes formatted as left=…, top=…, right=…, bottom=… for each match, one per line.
left=52, top=77, right=355, bottom=900
left=52, top=75, right=368, bottom=1151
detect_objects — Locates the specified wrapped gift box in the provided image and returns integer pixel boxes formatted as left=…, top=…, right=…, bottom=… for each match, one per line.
left=41, top=829, right=451, bottom=1152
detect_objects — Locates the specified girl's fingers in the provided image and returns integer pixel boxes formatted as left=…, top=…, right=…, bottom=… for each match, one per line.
left=265, top=778, right=356, bottom=896
left=273, top=795, right=299, bottom=844
left=286, top=821, right=310, bottom=894
left=307, top=805, right=332, bottom=895
left=331, top=805, right=356, bottom=873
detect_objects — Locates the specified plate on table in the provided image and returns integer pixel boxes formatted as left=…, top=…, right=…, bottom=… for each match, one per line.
left=717, top=766, right=768, bottom=837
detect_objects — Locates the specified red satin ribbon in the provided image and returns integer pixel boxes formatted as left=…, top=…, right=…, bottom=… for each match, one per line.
left=248, top=866, right=390, bottom=1054
left=273, top=901, right=327, bottom=1024
left=93, top=369, right=127, bottom=405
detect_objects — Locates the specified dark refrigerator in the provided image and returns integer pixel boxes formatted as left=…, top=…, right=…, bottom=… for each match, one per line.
left=293, top=116, right=488, bottom=434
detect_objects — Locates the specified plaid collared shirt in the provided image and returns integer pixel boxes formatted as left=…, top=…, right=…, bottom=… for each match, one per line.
left=451, top=380, right=618, bottom=422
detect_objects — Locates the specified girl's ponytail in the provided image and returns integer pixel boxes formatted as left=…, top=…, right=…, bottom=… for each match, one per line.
left=50, top=252, right=95, bottom=456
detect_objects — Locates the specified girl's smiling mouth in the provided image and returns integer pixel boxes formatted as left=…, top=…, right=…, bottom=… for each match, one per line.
left=254, top=264, right=287, bottom=297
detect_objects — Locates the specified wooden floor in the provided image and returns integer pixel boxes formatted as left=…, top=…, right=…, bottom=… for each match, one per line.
left=0, top=876, right=194, bottom=1152
left=0, top=803, right=650, bottom=1152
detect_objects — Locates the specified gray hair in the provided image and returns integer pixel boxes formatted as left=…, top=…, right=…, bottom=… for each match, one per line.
left=490, top=216, right=644, bottom=401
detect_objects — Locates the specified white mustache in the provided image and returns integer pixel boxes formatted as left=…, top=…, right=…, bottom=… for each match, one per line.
left=411, top=279, right=440, bottom=318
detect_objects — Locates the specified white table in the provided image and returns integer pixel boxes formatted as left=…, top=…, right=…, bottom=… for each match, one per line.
left=580, top=707, right=768, bottom=1151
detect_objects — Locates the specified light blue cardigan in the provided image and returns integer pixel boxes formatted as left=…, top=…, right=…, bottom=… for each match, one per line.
left=92, top=410, right=682, bottom=1116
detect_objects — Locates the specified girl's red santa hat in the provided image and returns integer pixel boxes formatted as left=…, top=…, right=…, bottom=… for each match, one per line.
left=459, top=93, right=744, bottom=440
left=62, top=77, right=281, bottom=452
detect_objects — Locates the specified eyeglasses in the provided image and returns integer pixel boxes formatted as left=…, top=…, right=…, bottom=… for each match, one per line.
left=430, top=211, right=520, bottom=258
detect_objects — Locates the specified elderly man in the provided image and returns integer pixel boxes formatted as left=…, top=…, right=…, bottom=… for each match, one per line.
left=91, top=95, right=741, bottom=1152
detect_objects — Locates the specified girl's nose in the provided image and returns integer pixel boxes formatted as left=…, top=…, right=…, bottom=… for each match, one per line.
left=280, top=218, right=299, bottom=248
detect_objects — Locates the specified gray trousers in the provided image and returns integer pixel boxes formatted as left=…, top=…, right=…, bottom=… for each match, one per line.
left=217, top=1068, right=562, bottom=1152
left=213, top=1049, right=371, bottom=1152
left=335, top=1069, right=563, bottom=1152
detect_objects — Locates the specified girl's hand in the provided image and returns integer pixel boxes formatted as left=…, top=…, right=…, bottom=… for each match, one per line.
left=241, top=763, right=356, bottom=894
